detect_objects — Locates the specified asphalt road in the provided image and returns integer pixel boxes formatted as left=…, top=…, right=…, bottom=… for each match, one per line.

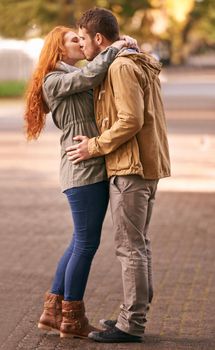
left=0, top=69, right=215, bottom=350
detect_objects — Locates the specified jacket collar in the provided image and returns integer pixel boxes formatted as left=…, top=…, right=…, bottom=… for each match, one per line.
left=116, top=48, right=162, bottom=75
left=55, top=61, right=80, bottom=73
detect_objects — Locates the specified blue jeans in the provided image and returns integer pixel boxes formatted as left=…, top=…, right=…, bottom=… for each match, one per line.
left=51, top=181, right=109, bottom=301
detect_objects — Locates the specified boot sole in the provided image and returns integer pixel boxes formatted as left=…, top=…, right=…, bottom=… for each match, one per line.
left=60, top=332, right=88, bottom=339
left=38, top=323, right=60, bottom=333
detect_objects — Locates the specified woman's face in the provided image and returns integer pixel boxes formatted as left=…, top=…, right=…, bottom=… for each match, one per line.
left=62, top=31, right=85, bottom=64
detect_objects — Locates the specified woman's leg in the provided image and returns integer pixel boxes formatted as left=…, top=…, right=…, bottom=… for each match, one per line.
left=50, top=181, right=109, bottom=299
left=50, top=237, right=75, bottom=295
left=64, top=181, right=109, bottom=301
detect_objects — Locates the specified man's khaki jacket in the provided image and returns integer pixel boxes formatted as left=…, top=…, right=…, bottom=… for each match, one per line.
left=88, top=50, right=171, bottom=180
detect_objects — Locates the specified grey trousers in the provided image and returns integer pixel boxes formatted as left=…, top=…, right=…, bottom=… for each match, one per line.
left=109, top=175, right=158, bottom=336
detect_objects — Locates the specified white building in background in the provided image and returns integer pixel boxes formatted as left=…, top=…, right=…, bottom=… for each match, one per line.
left=0, top=38, right=44, bottom=81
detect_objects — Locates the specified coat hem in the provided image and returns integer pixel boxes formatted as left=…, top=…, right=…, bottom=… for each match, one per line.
left=60, top=175, right=108, bottom=192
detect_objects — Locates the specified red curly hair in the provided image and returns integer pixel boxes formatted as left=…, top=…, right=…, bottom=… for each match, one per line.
left=24, top=26, right=72, bottom=140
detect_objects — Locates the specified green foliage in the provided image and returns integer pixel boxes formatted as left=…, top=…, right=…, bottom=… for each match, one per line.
left=0, top=81, right=27, bottom=98
left=0, top=0, right=34, bottom=38
left=184, top=0, right=215, bottom=43
left=0, top=0, right=76, bottom=38
left=0, top=0, right=152, bottom=38
left=98, top=0, right=152, bottom=16
left=0, top=0, right=214, bottom=64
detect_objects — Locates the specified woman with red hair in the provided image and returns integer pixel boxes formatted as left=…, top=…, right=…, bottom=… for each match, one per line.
left=25, top=26, right=130, bottom=339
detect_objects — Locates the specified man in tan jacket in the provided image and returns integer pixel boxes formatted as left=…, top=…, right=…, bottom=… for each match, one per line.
left=66, top=7, right=171, bottom=343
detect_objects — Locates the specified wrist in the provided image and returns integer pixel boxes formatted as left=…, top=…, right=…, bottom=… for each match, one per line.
left=110, top=42, right=124, bottom=51
left=101, top=46, right=119, bottom=55
left=88, top=137, right=96, bottom=156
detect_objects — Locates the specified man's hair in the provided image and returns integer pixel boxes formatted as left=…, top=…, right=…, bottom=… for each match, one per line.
left=78, top=7, right=120, bottom=41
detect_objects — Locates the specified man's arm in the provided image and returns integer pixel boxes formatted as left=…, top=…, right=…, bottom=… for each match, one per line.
left=67, top=62, right=144, bottom=163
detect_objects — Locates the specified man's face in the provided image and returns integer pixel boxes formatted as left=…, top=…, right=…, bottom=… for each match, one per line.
left=78, top=27, right=101, bottom=61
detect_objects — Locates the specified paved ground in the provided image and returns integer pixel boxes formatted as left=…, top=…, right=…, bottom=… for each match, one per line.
left=0, top=69, right=215, bottom=350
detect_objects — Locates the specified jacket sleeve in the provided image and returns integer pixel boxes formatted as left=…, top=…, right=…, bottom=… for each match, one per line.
left=88, top=63, right=144, bottom=157
left=43, top=47, right=119, bottom=98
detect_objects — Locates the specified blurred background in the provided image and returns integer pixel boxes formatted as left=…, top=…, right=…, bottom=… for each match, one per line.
left=0, top=0, right=215, bottom=86
left=0, top=1, right=215, bottom=350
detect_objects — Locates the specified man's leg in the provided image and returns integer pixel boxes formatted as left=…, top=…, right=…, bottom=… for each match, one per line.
left=144, top=181, right=158, bottom=304
left=110, top=175, right=158, bottom=337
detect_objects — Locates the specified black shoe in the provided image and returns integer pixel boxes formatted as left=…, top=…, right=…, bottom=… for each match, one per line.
left=99, top=319, right=117, bottom=330
left=88, top=326, right=143, bottom=343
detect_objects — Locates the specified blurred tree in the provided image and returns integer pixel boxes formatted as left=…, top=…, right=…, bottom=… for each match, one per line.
left=0, top=0, right=77, bottom=38
left=162, top=0, right=195, bottom=64
left=164, top=0, right=215, bottom=63
left=0, top=0, right=214, bottom=64
left=183, top=0, right=215, bottom=48
left=0, top=0, right=152, bottom=38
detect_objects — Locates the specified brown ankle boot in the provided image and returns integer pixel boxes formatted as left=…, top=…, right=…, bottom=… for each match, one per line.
left=38, top=292, right=63, bottom=332
left=60, top=300, right=99, bottom=338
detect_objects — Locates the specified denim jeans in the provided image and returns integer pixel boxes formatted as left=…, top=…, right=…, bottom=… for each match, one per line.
left=51, top=181, right=109, bottom=301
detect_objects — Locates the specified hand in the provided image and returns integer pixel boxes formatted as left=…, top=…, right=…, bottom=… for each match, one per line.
left=121, top=35, right=139, bottom=51
left=111, top=35, right=139, bottom=51
left=66, top=135, right=91, bottom=164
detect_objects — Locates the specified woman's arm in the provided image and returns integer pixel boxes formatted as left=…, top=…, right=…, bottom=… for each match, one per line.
left=43, top=46, right=119, bottom=100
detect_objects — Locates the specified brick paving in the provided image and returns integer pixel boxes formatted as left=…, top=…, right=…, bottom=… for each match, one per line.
left=0, top=93, right=215, bottom=349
